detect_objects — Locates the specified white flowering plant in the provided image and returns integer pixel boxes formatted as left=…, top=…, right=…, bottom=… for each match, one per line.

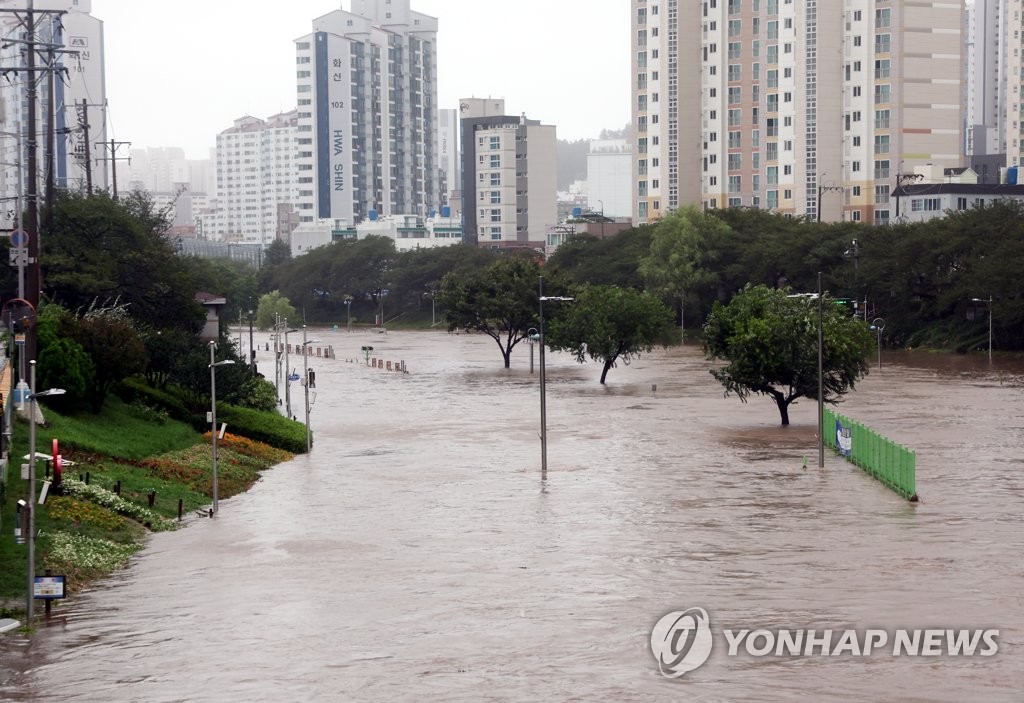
left=61, top=477, right=174, bottom=532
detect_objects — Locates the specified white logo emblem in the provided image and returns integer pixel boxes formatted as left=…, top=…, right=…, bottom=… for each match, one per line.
left=651, top=607, right=714, bottom=678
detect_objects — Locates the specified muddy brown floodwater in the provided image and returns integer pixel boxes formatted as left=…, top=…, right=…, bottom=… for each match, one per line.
left=2, top=330, right=1023, bottom=701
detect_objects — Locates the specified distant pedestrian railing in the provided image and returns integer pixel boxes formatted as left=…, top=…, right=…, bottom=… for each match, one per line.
left=823, top=408, right=918, bottom=502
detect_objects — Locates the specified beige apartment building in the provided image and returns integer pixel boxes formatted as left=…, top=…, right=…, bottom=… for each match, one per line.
left=632, top=0, right=965, bottom=225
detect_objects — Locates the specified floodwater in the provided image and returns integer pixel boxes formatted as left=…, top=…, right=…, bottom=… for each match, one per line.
left=2, top=331, right=1023, bottom=701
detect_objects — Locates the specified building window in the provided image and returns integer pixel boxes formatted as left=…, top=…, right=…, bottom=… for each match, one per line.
left=490, top=136, right=500, bottom=149
left=490, top=209, right=501, bottom=222
left=957, top=197, right=968, bottom=210
left=490, top=173, right=501, bottom=186
left=490, top=191, right=501, bottom=204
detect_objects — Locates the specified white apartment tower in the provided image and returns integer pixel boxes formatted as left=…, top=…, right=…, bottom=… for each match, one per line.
left=632, top=0, right=965, bottom=225
left=0, top=0, right=107, bottom=217
left=294, top=0, right=439, bottom=229
left=438, top=107, right=460, bottom=209
left=211, top=112, right=298, bottom=244
left=459, top=98, right=557, bottom=249
left=588, top=138, right=632, bottom=218
left=1001, top=0, right=1024, bottom=168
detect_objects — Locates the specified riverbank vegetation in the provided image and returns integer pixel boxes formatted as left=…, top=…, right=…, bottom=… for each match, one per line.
left=0, top=393, right=292, bottom=611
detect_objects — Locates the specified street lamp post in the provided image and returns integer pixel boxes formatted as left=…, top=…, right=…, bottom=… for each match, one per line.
left=301, top=326, right=320, bottom=451
left=971, top=297, right=993, bottom=362
left=680, top=292, right=685, bottom=345
left=527, top=327, right=538, bottom=373
left=538, top=276, right=573, bottom=474
left=248, top=309, right=255, bottom=364
left=283, top=324, right=299, bottom=418
left=208, top=343, right=234, bottom=516
left=25, top=360, right=65, bottom=625
left=344, top=295, right=353, bottom=332
left=817, top=273, right=824, bottom=469
left=870, top=317, right=885, bottom=370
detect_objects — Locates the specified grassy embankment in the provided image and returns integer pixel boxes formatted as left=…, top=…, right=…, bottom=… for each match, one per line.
left=0, top=394, right=292, bottom=616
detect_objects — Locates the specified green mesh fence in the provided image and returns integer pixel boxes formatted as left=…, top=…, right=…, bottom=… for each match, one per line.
left=823, top=407, right=918, bottom=502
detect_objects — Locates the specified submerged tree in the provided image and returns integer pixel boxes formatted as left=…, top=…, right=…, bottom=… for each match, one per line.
left=546, top=285, right=674, bottom=384
left=439, top=256, right=559, bottom=368
left=703, top=284, right=874, bottom=426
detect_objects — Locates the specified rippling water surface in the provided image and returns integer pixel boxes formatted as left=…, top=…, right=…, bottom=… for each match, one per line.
left=2, top=331, right=1023, bottom=701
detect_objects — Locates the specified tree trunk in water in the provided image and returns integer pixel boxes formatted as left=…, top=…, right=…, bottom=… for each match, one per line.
left=600, top=361, right=612, bottom=384
left=771, top=390, right=790, bottom=426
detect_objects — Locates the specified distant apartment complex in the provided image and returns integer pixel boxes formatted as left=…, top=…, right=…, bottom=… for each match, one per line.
left=0, top=0, right=107, bottom=223
left=459, top=98, right=556, bottom=249
left=632, top=0, right=968, bottom=225
left=207, top=112, right=299, bottom=245
left=293, top=0, right=439, bottom=232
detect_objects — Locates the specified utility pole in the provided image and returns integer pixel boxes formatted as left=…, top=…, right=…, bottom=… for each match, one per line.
left=0, top=2, right=70, bottom=365
left=816, top=178, right=843, bottom=222
left=77, top=99, right=92, bottom=195
left=96, top=138, right=130, bottom=199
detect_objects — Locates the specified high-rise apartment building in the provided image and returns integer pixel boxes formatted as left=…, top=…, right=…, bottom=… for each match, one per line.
left=0, top=0, right=107, bottom=222
left=209, top=112, right=299, bottom=244
left=997, top=0, right=1024, bottom=169
left=632, top=0, right=965, bottom=225
left=438, top=107, right=460, bottom=210
left=293, top=0, right=439, bottom=230
left=459, top=98, right=557, bottom=249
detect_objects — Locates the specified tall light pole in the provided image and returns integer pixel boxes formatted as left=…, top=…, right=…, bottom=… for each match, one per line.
left=680, top=292, right=685, bottom=345
left=301, top=326, right=320, bottom=451
left=343, top=295, right=353, bottom=332
left=971, top=297, right=992, bottom=362
left=538, top=276, right=573, bottom=474
left=870, top=317, right=885, bottom=370
left=817, top=273, right=824, bottom=469
left=273, top=313, right=281, bottom=401
left=283, top=324, right=299, bottom=418
left=248, top=308, right=255, bottom=365
left=25, top=360, right=65, bottom=625
left=209, top=343, right=234, bottom=516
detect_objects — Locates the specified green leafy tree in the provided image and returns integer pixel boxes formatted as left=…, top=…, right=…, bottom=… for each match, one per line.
left=639, top=206, right=731, bottom=338
left=703, top=284, right=874, bottom=426
left=139, top=327, right=195, bottom=390
left=439, top=256, right=559, bottom=368
left=36, top=303, right=95, bottom=407
left=546, top=285, right=674, bottom=384
left=69, top=303, right=149, bottom=413
left=43, top=191, right=204, bottom=332
left=256, top=290, right=298, bottom=330
left=547, top=226, right=654, bottom=288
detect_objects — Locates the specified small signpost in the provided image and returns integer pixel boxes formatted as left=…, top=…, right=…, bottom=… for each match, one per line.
left=34, top=573, right=67, bottom=617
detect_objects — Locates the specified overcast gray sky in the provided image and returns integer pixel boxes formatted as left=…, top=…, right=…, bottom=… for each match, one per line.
left=91, top=0, right=630, bottom=159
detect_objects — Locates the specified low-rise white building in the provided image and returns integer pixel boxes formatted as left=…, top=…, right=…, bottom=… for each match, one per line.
left=291, top=212, right=463, bottom=257
left=892, top=167, right=1024, bottom=222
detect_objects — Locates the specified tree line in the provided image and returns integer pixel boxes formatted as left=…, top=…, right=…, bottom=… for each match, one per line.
left=5, top=190, right=1017, bottom=417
